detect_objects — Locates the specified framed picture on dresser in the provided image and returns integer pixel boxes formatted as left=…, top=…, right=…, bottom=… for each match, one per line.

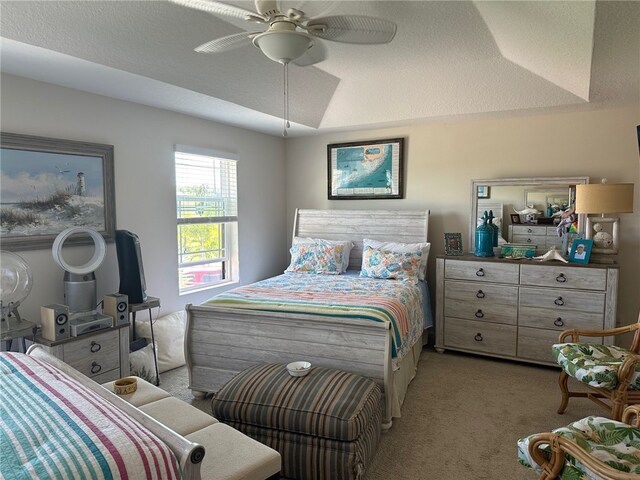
left=569, top=239, right=593, bottom=264
left=444, top=232, right=463, bottom=255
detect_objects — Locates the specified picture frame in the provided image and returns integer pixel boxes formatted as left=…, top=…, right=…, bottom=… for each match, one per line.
left=444, top=232, right=463, bottom=256
left=477, top=185, right=490, bottom=199
left=562, top=232, right=584, bottom=257
left=327, top=138, right=404, bottom=200
left=568, top=238, right=593, bottom=264
left=510, top=214, right=521, bottom=224
left=0, top=132, right=116, bottom=251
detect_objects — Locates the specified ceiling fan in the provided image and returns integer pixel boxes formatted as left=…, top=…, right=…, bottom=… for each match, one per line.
left=170, top=0, right=397, bottom=65
left=169, top=0, right=398, bottom=135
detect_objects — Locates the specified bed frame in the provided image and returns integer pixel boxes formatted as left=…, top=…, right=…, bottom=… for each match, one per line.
left=185, top=208, right=430, bottom=426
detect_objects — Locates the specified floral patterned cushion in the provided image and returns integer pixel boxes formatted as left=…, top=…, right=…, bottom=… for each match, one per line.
left=552, top=343, right=640, bottom=390
left=517, top=416, right=640, bottom=480
left=360, top=246, right=422, bottom=282
left=285, top=243, right=345, bottom=275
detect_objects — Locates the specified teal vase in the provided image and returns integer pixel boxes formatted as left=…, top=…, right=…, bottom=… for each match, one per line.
left=475, top=211, right=495, bottom=257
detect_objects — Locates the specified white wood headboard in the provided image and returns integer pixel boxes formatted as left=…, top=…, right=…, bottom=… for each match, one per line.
left=293, top=209, right=430, bottom=270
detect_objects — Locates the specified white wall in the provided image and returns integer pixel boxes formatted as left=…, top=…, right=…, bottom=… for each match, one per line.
left=1, top=74, right=287, bottom=323
left=285, top=106, right=640, bottom=327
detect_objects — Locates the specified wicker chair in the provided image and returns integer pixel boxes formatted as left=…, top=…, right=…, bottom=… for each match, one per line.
left=552, top=312, right=640, bottom=421
left=517, top=405, right=640, bottom=480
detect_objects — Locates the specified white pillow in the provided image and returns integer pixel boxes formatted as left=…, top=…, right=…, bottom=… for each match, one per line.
left=291, top=237, right=354, bottom=272
left=135, top=310, right=186, bottom=374
left=130, top=343, right=158, bottom=384
left=362, top=239, right=431, bottom=280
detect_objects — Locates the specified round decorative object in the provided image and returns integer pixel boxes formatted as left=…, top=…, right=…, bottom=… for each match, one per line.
left=592, top=223, right=613, bottom=248
left=52, top=227, right=106, bottom=274
left=0, top=251, right=33, bottom=306
left=286, top=361, right=311, bottom=377
left=114, top=376, right=138, bottom=395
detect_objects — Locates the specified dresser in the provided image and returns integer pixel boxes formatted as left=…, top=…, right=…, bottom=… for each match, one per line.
left=435, top=255, right=619, bottom=365
left=508, top=224, right=563, bottom=250
left=36, top=324, right=129, bottom=383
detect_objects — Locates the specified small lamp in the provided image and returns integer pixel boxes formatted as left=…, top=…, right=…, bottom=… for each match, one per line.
left=575, top=179, right=634, bottom=261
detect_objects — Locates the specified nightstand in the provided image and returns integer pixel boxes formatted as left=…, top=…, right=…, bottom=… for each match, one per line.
left=35, top=324, right=129, bottom=383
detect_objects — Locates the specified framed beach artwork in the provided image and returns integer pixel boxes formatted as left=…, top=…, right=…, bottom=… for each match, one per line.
left=0, top=132, right=116, bottom=251
left=327, top=138, right=404, bottom=200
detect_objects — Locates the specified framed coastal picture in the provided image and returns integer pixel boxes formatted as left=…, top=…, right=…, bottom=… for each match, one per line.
left=444, top=232, right=463, bottom=256
left=0, top=132, right=116, bottom=251
left=477, top=185, right=490, bottom=199
left=327, top=138, right=404, bottom=200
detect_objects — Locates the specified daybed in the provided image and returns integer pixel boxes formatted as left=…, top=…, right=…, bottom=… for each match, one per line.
left=1, top=345, right=280, bottom=480
left=185, top=208, right=432, bottom=426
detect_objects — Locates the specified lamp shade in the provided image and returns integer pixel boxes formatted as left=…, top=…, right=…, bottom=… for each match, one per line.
left=575, top=183, right=634, bottom=214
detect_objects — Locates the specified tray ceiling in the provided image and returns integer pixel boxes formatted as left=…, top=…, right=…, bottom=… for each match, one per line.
left=1, top=1, right=638, bottom=137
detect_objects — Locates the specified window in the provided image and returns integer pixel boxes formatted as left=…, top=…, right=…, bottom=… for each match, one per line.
left=175, top=145, right=238, bottom=294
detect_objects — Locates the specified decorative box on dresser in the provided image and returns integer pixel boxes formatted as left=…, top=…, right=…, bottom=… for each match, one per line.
left=35, top=324, right=129, bottom=383
left=435, top=255, right=619, bottom=365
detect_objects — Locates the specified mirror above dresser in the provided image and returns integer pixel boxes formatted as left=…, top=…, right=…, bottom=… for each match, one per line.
left=469, top=177, right=590, bottom=253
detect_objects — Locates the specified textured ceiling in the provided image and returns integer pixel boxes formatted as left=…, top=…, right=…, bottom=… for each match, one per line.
left=1, top=1, right=638, bottom=137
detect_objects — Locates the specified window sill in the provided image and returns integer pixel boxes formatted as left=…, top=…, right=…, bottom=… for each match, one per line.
left=179, top=279, right=239, bottom=297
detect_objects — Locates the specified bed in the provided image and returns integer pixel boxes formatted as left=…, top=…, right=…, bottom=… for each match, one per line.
left=0, top=348, right=196, bottom=480
left=185, top=208, right=432, bottom=427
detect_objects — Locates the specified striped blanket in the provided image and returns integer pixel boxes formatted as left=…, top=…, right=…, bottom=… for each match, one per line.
left=0, top=352, right=180, bottom=480
left=206, top=272, right=425, bottom=367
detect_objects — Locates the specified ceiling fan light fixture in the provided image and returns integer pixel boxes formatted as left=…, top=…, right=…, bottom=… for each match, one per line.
left=253, top=30, right=313, bottom=64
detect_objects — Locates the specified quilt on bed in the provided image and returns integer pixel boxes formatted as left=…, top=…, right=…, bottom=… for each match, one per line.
left=0, top=352, right=180, bottom=480
left=205, top=273, right=425, bottom=368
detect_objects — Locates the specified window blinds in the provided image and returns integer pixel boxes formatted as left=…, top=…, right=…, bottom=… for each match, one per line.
left=175, top=150, right=238, bottom=224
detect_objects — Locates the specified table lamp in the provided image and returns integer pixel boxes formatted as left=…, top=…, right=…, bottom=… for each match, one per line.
left=575, top=179, right=634, bottom=261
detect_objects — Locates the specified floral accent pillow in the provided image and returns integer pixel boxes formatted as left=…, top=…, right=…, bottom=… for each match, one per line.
left=285, top=243, right=345, bottom=274
left=360, top=246, right=422, bottom=282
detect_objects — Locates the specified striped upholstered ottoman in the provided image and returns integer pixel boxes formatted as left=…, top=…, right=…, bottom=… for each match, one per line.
left=211, top=363, right=383, bottom=480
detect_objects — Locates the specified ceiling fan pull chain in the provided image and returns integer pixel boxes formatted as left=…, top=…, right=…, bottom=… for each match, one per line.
left=285, top=62, right=291, bottom=129
left=282, top=62, right=288, bottom=137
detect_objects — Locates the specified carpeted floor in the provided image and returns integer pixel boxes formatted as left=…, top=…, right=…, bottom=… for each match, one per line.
left=160, top=349, right=596, bottom=480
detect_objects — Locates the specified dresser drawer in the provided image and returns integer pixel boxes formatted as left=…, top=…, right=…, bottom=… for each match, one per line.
left=512, top=225, right=547, bottom=235
left=444, top=260, right=519, bottom=284
left=444, top=317, right=516, bottom=356
left=520, top=265, right=607, bottom=291
left=445, top=280, right=517, bottom=325
left=518, top=326, right=603, bottom=364
left=519, top=287, right=605, bottom=314
left=519, top=306, right=604, bottom=331
left=63, top=329, right=120, bottom=378
left=511, top=234, right=546, bottom=246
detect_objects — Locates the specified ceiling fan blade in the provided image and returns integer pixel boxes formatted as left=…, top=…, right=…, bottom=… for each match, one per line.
left=307, top=15, right=397, bottom=44
left=169, top=0, right=264, bottom=21
left=291, top=40, right=326, bottom=66
left=194, top=32, right=257, bottom=53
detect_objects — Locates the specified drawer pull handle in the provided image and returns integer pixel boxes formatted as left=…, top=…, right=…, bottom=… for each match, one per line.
left=475, top=309, right=484, bottom=318
left=91, top=362, right=102, bottom=374
left=474, top=333, right=483, bottom=342
left=527, top=228, right=532, bottom=233
left=554, top=297, right=565, bottom=306
left=90, top=341, right=101, bottom=353
left=475, top=268, right=485, bottom=277
left=527, top=238, right=532, bottom=243
left=554, top=317, right=564, bottom=327
left=476, top=290, right=485, bottom=299
left=556, top=273, right=566, bottom=283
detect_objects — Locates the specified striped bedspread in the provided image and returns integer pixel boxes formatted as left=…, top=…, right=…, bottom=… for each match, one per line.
left=205, top=272, right=425, bottom=367
left=0, top=352, right=180, bottom=480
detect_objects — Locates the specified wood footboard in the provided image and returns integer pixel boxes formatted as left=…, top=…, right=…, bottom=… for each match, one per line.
left=184, top=303, right=394, bottom=424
